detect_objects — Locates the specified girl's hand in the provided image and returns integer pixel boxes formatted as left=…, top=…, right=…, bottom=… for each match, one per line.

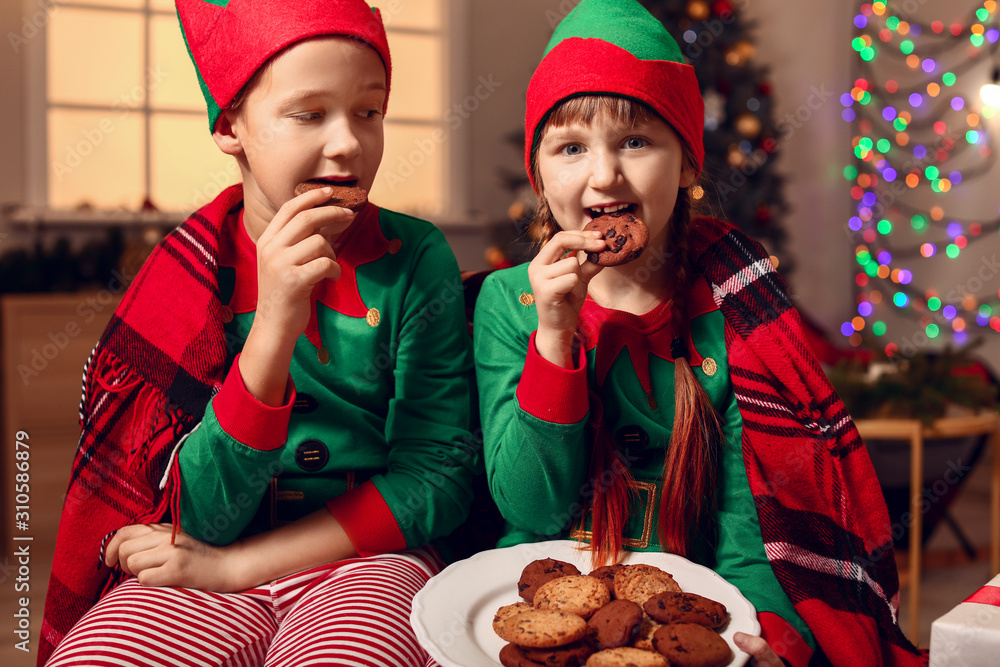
left=105, top=523, right=247, bottom=593
left=733, top=632, right=785, bottom=667
left=527, top=229, right=606, bottom=367
left=253, top=187, right=355, bottom=345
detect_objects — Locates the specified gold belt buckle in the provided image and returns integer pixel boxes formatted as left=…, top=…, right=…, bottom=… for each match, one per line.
left=569, top=480, right=657, bottom=549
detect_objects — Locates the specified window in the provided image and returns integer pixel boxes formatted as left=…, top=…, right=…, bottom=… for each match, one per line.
left=35, top=0, right=457, bottom=219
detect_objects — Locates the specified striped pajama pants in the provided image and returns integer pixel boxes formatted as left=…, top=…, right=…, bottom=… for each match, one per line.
left=46, top=549, right=443, bottom=667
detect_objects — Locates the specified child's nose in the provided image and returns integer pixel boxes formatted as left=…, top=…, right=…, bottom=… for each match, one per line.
left=322, top=118, right=363, bottom=160
left=589, top=152, right=624, bottom=189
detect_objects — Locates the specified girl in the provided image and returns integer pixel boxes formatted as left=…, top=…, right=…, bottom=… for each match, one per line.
left=474, top=1, right=925, bottom=665
left=40, top=1, right=475, bottom=665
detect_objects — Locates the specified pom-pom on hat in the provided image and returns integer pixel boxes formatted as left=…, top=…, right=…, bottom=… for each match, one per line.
left=176, top=0, right=392, bottom=132
left=525, top=0, right=704, bottom=191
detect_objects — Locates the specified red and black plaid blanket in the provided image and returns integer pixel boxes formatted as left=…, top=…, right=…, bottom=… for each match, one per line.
left=38, top=186, right=242, bottom=665
left=690, top=216, right=925, bottom=665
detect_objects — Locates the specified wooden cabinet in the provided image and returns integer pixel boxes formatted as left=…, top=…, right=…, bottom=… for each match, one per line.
left=1, top=293, right=120, bottom=549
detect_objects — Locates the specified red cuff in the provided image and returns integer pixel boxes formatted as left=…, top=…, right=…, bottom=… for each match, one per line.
left=326, top=480, right=407, bottom=557
left=212, top=353, right=295, bottom=451
left=515, top=331, right=589, bottom=424
left=758, top=611, right=813, bottom=667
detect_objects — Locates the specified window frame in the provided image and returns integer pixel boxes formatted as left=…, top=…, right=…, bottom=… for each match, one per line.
left=21, top=0, right=471, bottom=225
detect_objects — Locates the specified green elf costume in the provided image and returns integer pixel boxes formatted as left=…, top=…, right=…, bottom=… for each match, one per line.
left=40, top=1, right=475, bottom=664
left=475, top=1, right=925, bottom=666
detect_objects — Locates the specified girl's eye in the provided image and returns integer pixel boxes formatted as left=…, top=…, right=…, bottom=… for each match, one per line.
left=292, top=112, right=321, bottom=121
left=359, top=108, right=382, bottom=119
left=624, top=137, right=646, bottom=149
left=561, top=143, right=584, bottom=156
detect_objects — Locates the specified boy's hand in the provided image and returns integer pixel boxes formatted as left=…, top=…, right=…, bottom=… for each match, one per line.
left=105, top=523, right=248, bottom=593
left=238, top=187, right=355, bottom=406
left=527, top=229, right=606, bottom=368
left=254, top=186, right=355, bottom=343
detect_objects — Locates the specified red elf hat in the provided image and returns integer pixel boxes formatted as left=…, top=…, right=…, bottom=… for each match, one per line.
left=524, top=0, right=704, bottom=191
left=176, top=0, right=392, bottom=132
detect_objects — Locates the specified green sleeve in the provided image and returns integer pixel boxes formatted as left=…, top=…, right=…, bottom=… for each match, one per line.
left=473, top=269, right=589, bottom=539
left=373, top=227, right=478, bottom=547
left=178, top=407, right=281, bottom=545
left=714, top=390, right=816, bottom=650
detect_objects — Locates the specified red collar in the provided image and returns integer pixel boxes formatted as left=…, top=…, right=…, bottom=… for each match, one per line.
left=578, top=277, right=718, bottom=393
left=220, top=203, right=391, bottom=349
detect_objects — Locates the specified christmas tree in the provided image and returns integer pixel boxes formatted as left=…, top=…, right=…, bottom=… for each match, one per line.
left=494, top=0, right=792, bottom=274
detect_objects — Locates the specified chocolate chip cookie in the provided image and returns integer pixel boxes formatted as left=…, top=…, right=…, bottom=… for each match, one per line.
left=519, top=558, right=583, bottom=603
left=584, top=647, right=669, bottom=667
left=643, top=591, right=729, bottom=628
left=293, top=182, right=368, bottom=211
left=613, top=564, right=681, bottom=606
left=534, top=575, right=611, bottom=619
left=652, top=623, right=732, bottom=667
left=586, top=599, right=643, bottom=650
left=504, top=609, right=588, bottom=649
left=584, top=211, right=649, bottom=267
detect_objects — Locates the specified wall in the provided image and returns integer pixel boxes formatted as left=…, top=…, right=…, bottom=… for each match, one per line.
left=740, top=0, right=856, bottom=334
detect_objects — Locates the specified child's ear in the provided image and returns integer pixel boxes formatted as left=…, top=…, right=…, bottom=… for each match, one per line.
left=212, top=110, right=243, bottom=156
left=679, top=163, right=697, bottom=189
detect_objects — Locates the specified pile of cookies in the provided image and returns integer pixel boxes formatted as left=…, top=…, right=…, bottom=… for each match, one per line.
left=493, top=557, right=733, bottom=667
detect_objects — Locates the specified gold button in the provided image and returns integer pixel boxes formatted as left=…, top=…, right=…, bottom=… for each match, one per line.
left=317, top=346, right=330, bottom=364
left=388, top=238, right=402, bottom=254
left=220, top=305, right=234, bottom=323
left=366, top=308, right=381, bottom=327
left=519, top=293, right=535, bottom=306
left=702, top=357, right=718, bottom=376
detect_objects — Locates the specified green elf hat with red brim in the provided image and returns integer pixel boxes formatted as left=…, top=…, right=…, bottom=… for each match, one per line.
left=525, top=0, right=704, bottom=191
left=176, top=0, right=391, bottom=132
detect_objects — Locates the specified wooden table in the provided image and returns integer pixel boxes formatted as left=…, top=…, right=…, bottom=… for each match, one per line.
left=855, top=413, right=1000, bottom=642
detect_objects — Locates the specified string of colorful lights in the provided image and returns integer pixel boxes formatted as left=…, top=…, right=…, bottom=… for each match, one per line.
left=842, top=1, right=999, bottom=356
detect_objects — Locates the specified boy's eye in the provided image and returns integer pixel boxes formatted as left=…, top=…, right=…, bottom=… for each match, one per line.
left=561, top=143, right=584, bottom=156
left=292, top=112, right=321, bottom=121
left=624, top=137, right=646, bottom=149
left=358, top=108, right=382, bottom=119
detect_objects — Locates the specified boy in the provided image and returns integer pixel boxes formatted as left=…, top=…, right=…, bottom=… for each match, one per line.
left=41, top=2, right=475, bottom=665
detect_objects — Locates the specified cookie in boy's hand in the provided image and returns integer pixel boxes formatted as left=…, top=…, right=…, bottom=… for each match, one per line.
left=293, top=181, right=368, bottom=211
left=519, top=558, right=582, bottom=603
left=583, top=211, right=648, bottom=267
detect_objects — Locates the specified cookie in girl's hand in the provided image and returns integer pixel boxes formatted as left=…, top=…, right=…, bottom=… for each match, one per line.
left=583, top=211, right=648, bottom=266
left=293, top=181, right=368, bottom=211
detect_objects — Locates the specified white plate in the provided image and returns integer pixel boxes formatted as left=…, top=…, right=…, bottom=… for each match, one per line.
left=411, top=540, right=759, bottom=667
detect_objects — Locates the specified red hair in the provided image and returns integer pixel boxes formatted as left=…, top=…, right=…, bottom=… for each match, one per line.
left=530, top=95, right=723, bottom=565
